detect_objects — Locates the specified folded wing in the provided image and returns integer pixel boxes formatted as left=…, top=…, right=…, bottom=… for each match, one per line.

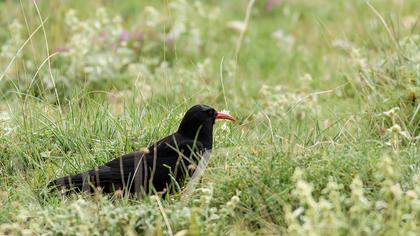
left=50, top=135, right=205, bottom=195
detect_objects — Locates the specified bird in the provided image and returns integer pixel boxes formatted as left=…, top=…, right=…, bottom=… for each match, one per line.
left=49, top=104, right=235, bottom=196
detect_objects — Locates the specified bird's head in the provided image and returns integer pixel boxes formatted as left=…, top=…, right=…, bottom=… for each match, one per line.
left=177, top=104, right=235, bottom=150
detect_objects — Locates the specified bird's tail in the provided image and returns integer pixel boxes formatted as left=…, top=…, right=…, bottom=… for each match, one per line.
left=49, top=171, right=93, bottom=192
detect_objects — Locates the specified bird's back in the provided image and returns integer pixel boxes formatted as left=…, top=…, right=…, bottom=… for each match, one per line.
left=51, top=133, right=206, bottom=195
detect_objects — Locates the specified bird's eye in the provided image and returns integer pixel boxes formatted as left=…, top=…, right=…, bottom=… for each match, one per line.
left=207, top=110, right=215, bottom=117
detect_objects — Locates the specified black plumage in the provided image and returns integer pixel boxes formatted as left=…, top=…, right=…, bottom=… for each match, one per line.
left=50, top=104, right=235, bottom=195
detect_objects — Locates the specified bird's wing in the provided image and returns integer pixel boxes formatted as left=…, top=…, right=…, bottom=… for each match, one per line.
left=51, top=137, right=206, bottom=194
left=152, top=133, right=205, bottom=160
left=51, top=150, right=152, bottom=192
left=91, top=139, right=205, bottom=193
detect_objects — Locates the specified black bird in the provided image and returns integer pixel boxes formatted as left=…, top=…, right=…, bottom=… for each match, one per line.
left=50, top=104, right=235, bottom=196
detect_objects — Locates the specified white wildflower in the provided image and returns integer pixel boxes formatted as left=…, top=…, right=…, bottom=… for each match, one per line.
left=272, top=29, right=295, bottom=48
left=1, top=20, right=24, bottom=61
left=350, top=48, right=368, bottom=70
left=144, top=6, right=161, bottom=27
left=167, top=0, right=188, bottom=40
left=0, top=112, right=10, bottom=122
left=390, top=184, right=403, bottom=200
left=332, top=39, right=354, bottom=51
left=221, top=123, right=229, bottom=131
left=406, top=190, right=418, bottom=200
left=383, top=107, right=399, bottom=118
left=300, top=73, right=313, bottom=81
left=226, top=21, right=246, bottom=33
left=375, top=200, right=388, bottom=210
left=387, top=124, right=402, bottom=134
left=350, top=176, right=371, bottom=209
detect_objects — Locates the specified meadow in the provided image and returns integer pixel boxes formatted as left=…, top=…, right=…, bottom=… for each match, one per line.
left=0, top=0, right=419, bottom=235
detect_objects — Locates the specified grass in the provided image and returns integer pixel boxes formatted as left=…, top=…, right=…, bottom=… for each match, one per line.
left=0, top=0, right=419, bottom=235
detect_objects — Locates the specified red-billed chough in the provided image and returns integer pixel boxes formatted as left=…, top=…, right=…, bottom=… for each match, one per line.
left=49, top=104, right=235, bottom=195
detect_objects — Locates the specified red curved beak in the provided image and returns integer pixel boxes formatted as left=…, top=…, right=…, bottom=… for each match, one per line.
left=216, top=112, right=235, bottom=121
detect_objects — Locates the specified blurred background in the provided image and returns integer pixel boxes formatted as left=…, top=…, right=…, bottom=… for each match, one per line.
left=0, top=0, right=416, bottom=108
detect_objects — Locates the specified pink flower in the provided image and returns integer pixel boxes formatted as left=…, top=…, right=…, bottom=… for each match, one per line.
left=131, top=31, right=144, bottom=41
left=164, top=36, right=174, bottom=47
left=266, top=0, right=281, bottom=12
left=119, top=31, right=131, bottom=42
left=52, top=46, right=69, bottom=53
left=131, top=31, right=144, bottom=50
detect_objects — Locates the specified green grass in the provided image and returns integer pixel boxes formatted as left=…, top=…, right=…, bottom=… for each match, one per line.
left=0, top=0, right=419, bottom=235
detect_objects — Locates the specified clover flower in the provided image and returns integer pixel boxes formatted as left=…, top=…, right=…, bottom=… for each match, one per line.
left=388, top=124, right=402, bottom=134
left=265, top=0, right=282, bottom=12
left=118, top=31, right=131, bottom=43
left=222, top=195, right=240, bottom=216
left=383, top=107, right=400, bottom=118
